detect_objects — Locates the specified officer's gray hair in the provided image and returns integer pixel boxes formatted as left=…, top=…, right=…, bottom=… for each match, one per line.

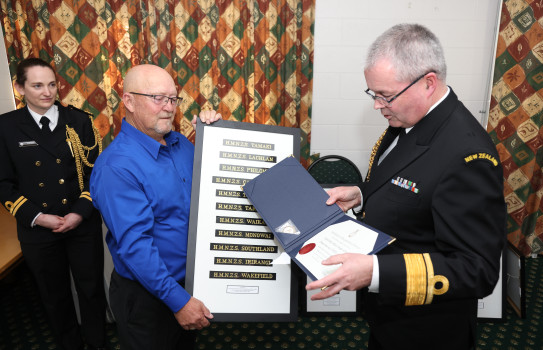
left=365, top=23, right=447, bottom=83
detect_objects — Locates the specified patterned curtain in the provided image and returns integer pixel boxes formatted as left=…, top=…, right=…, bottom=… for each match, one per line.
left=0, top=0, right=314, bottom=164
left=488, top=0, right=543, bottom=256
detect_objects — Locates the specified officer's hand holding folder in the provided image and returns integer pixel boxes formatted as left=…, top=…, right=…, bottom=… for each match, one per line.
left=243, top=156, right=394, bottom=281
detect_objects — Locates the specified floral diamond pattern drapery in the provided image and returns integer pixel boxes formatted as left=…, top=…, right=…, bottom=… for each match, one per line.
left=0, top=0, right=314, bottom=164
left=488, top=0, right=543, bottom=256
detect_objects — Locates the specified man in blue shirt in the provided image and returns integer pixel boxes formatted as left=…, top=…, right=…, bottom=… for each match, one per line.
left=90, top=64, right=221, bottom=349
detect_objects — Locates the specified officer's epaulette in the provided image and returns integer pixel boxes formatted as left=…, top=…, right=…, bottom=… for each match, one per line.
left=64, top=104, right=103, bottom=191
left=68, top=104, right=94, bottom=118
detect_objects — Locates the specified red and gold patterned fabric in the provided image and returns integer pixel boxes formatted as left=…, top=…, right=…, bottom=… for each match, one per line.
left=1, top=0, right=314, bottom=164
left=489, top=0, right=543, bottom=256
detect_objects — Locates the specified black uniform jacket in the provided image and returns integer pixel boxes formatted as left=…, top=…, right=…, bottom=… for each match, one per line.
left=0, top=102, right=101, bottom=243
left=359, top=89, right=506, bottom=338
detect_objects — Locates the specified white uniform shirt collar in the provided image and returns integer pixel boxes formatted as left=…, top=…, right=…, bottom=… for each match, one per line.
left=28, top=104, right=59, bottom=131
left=426, top=86, right=450, bottom=116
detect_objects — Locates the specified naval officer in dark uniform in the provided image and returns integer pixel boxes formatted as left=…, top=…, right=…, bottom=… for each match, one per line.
left=306, top=24, right=506, bottom=349
left=0, top=58, right=107, bottom=349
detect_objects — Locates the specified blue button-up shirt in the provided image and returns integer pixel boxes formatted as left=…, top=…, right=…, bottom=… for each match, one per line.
left=90, top=119, right=193, bottom=312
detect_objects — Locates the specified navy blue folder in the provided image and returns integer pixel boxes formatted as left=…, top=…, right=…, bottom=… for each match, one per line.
left=243, top=156, right=394, bottom=281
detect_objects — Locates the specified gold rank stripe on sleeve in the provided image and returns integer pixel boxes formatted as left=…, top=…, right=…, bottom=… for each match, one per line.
left=403, top=253, right=449, bottom=306
left=5, top=196, right=28, bottom=216
left=404, top=254, right=427, bottom=306
left=80, top=191, right=92, bottom=202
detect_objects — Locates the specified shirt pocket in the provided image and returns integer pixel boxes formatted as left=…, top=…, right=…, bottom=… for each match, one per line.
left=386, top=181, right=421, bottom=206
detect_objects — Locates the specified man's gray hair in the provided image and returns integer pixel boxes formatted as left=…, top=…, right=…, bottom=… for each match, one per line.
left=365, top=23, right=447, bottom=83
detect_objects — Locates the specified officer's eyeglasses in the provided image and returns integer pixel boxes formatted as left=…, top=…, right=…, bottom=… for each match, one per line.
left=129, top=92, right=183, bottom=106
left=365, top=71, right=434, bottom=107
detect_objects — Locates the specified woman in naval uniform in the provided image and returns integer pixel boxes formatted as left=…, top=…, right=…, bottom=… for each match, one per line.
left=0, top=58, right=107, bottom=350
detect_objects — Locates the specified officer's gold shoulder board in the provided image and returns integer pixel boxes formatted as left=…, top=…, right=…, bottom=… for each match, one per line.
left=463, top=152, right=498, bottom=166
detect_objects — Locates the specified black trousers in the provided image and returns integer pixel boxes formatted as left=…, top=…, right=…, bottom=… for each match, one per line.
left=363, top=292, right=475, bottom=350
left=110, top=270, right=196, bottom=350
left=21, top=230, right=107, bottom=350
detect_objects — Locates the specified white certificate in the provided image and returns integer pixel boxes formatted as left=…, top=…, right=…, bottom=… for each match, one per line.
left=295, top=220, right=378, bottom=280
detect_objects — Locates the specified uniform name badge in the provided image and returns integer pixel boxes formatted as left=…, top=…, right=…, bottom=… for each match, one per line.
left=18, top=141, right=38, bottom=147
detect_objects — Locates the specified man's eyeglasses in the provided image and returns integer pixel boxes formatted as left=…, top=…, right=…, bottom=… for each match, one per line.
left=129, top=92, right=183, bottom=106
left=365, top=71, right=434, bottom=107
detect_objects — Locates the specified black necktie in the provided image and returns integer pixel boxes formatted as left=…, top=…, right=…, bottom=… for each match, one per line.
left=40, top=116, right=51, bottom=133
left=398, top=128, right=406, bottom=140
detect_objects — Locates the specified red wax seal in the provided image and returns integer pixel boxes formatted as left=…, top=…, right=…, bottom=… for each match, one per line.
left=299, top=243, right=316, bottom=255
